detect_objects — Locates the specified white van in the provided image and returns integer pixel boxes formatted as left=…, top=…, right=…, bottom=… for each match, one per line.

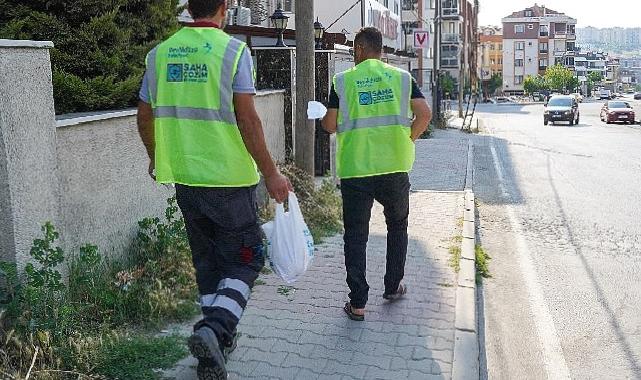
left=599, top=89, right=612, bottom=100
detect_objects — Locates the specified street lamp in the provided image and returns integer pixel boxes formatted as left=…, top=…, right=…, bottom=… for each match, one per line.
left=314, top=17, right=325, bottom=50
left=269, top=2, right=289, bottom=47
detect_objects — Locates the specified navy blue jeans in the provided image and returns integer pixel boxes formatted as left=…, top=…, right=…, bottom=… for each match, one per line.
left=341, top=172, right=410, bottom=309
left=176, top=185, right=265, bottom=348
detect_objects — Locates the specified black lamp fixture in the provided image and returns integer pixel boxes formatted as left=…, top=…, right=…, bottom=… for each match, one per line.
left=269, top=1, right=289, bottom=47
left=314, top=17, right=325, bottom=50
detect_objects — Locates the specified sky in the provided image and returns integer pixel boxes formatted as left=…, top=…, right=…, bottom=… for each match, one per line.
left=478, top=0, right=641, bottom=28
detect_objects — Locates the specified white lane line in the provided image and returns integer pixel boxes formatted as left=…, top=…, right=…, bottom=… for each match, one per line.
left=489, top=138, right=571, bottom=380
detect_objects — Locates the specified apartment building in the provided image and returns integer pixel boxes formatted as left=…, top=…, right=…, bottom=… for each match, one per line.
left=502, top=4, right=577, bottom=94
left=439, top=0, right=477, bottom=89
left=400, top=0, right=435, bottom=90
left=478, top=26, right=503, bottom=81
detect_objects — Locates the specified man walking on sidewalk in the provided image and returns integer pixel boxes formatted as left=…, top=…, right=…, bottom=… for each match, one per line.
left=321, top=27, right=432, bottom=321
left=137, top=0, right=291, bottom=378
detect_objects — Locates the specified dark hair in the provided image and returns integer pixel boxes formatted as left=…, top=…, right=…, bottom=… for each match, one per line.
left=188, top=0, right=225, bottom=19
left=354, top=27, right=383, bottom=54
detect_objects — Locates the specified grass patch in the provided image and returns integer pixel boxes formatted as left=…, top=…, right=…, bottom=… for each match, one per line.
left=448, top=245, right=462, bottom=273
left=475, top=244, right=492, bottom=282
left=456, top=217, right=464, bottom=228
left=94, top=334, right=187, bottom=380
left=260, top=266, right=273, bottom=275
left=277, top=285, right=295, bottom=296
left=451, top=235, right=463, bottom=243
left=254, top=279, right=266, bottom=286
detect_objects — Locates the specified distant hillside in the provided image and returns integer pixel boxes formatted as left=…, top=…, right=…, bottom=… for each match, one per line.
left=577, top=27, right=641, bottom=55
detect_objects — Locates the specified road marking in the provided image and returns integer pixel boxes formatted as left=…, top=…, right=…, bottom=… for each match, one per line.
left=489, top=137, right=571, bottom=380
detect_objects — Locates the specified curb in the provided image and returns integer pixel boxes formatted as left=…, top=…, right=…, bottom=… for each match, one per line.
left=452, top=141, right=480, bottom=380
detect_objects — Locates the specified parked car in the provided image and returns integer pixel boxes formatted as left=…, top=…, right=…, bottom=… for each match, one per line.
left=600, top=101, right=636, bottom=124
left=626, top=89, right=635, bottom=94
left=599, top=89, right=612, bottom=100
left=494, top=96, right=512, bottom=103
left=571, top=93, right=584, bottom=103
left=634, top=93, right=641, bottom=100
left=544, top=95, right=580, bottom=125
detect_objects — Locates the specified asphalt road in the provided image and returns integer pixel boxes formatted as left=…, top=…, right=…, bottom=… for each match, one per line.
left=472, top=99, right=641, bottom=380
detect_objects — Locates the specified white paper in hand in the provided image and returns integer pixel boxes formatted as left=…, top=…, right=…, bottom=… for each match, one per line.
left=307, top=101, right=327, bottom=119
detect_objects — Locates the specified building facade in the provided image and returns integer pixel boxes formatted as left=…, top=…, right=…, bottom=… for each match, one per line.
left=400, top=0, right=435, bottom=91
left=439, top=0, right=477, bottom=92
left=478, top=26, right=502, bottom=81
left=502, top=4, right=576, bottom=94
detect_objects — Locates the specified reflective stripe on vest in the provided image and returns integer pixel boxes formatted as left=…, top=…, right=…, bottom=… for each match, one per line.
left=148, top=37, right=245, bottom=123
left=335, top=70, right=412, bottom=133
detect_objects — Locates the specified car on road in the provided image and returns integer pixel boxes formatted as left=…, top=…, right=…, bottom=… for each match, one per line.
left=600, top=101, right=636, bottom=124
left=544, top=95, right=580, bottom=125
left=571, top=93, right=584, bottom=103
left=635, top=92, right=641, bottom=100
left=599, top=89, right=612, bottom=100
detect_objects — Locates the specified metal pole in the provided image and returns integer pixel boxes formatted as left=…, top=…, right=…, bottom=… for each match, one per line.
left=433, top=0, right=441, bottom=121
left=295, top=0, right=316, bottom=174
left=458, top=2, right=465, bottom=118
left=361, top=0, right=366, bottom=28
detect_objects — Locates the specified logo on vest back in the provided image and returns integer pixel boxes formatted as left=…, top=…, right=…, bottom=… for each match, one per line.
left=359, top=89, right=395, bottom=105
left=166, top=63, right=209, bottom=83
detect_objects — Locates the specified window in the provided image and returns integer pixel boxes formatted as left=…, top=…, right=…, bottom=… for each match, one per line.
left=540, top=25, right=549, bottom=37
left=515, top=24, right=525, bottom=33
left=490, top=59, right=496, bottom=65
left=539, top=58, right=548, bottom=69
left=499, top=58, right=503, bottom=64
left=441, top=45, right=459, bottom=67
left=515, top=59, right=524, bottom=67
left=402, top=0, right=418, bottom=10
left=515, top=75, right=524, bottom=85
left=528, top=24, right=534, bottom=30
left=525, top=10, right=533, bottom=17
left=283, top=0, right=294, bottom=12
left=443, top=0, right=458, bottom=15
left=539, top=42, right=548, bottom=52
left=490, top=44, right=495, bottom=51
left=516, top=41, right=525, bottom=51
left=394, top=2, right=399, bottom=14
left=499, top=43, right=503, bottom=50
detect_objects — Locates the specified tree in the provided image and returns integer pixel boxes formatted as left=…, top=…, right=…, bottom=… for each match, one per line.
left=588, top=71, right=603, bottom=84
left=0, top=0, right=180, bottom=114
left=566, top=76, right=580, bottom=93
left=545, top=64, right=574, bottom=92
left=441, top=72, right=456, bottom=99
left=486, top=73, right=503, bottom=96
left=523, top=75, right=539, bottom=96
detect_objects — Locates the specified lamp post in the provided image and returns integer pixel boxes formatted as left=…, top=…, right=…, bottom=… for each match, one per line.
left=269, top=2, right=289, bottom=47
left=314, top=17, right=325, bottom=50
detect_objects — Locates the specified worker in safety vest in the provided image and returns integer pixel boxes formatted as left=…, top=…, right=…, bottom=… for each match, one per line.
left=137, top=0, right=292, bottom=378
left=322, top=27, right=432, bottom=321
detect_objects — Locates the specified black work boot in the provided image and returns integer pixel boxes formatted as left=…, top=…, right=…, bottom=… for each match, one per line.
left=223, top=331, right=239, bottom=362
left=188, top=327, right=227, bottom=380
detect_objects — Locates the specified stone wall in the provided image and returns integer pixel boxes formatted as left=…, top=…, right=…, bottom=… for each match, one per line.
left=0, top=40, right=286, bottom=266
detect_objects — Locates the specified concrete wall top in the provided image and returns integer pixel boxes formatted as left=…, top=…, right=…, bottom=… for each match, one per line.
left=0, top=39, right=54, bottom=48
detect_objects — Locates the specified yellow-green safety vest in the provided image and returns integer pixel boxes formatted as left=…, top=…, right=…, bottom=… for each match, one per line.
left=334, top=59, right=415, bottom=179
left=145, top=27, right=259, bottom=187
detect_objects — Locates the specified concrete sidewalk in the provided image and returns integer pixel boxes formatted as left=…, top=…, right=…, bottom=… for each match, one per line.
left=163, top=130, right=475, bottom=380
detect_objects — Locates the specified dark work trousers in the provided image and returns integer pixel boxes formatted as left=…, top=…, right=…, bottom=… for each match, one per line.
left=341, top=172, right=410, bottom=309
left=175, top=184, right=265, bottom=349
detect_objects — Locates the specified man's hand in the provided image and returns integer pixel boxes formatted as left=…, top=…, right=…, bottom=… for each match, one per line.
left=265, top=172, right=293, bottom=203
left=148, top=160, right=156, bottom=181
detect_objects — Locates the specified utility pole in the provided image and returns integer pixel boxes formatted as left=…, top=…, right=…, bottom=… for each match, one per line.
left=433, top=0, right=441, bottom=121
left=295, top=0, right=316, bottom=175
left=361, top=0, right=366, bottom=28
left=458, top=2, right=465, bottom=118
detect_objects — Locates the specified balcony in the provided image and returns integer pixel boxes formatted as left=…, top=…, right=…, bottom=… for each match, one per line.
left=442, top=33, right=461, bottom=43
left=442, top=7, right=460, bottom=18
left=441, top=59, right=459, bottom=68
left=539, top=66, right=548, bottom=71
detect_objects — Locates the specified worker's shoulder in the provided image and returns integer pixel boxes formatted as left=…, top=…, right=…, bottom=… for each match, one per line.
left=381, top=62, right=412, bottom=77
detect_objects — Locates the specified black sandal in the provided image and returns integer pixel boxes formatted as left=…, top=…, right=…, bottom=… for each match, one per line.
left=383, top=283, right=408, bottom=301
left=343, top=302, right=365, bottom=321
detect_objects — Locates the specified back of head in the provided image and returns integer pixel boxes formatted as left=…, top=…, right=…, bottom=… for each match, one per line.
left=188, top=0, right=225, bottom=19
left=354, top=27, right=383, bottom=62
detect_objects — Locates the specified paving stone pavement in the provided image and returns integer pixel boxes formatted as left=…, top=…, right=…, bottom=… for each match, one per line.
left=162, top=129, right=471, bottom=380
left=163, top=192, right=464, bottom=380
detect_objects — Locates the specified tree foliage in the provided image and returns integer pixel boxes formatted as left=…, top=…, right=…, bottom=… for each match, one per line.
left=441, top=72, right=456, bottom=98
left=588, top=71, right=603, bottom=84
left=545, top=64, right=574, bottom=92
left=487, top=73, right=502, bottom=95
left=0, top=0, right=180, bottom=114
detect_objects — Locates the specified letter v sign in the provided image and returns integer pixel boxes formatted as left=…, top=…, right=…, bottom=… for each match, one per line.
left=413, top=30, right=429, bottom=49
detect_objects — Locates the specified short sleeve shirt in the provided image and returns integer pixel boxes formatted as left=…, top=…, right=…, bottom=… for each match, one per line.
left=139, top=46, right=256, bottom=103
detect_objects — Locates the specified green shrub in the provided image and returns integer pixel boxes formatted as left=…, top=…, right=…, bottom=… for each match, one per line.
left=0, top=0, right=180, bottom=114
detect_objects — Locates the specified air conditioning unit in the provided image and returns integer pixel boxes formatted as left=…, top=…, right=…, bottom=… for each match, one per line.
left=227, top=6, right=251, bottom=26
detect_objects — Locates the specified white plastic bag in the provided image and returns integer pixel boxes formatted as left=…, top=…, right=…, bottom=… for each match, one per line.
left=307, top=101, right=328, bottom=119
left=262, top=192, right=315, bottom=283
